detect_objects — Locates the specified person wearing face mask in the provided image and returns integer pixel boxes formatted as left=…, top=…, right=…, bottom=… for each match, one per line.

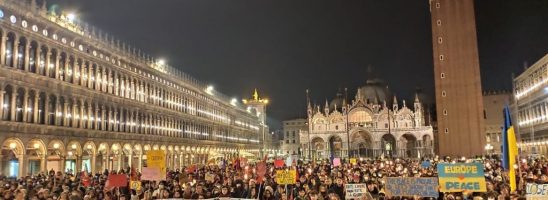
left=152, top=182, right=165, bottom=199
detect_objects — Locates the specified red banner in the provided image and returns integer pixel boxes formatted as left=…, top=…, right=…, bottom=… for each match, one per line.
left=274, top=160, right=284, bottom=168
left=107, top=174, right=127, bottom=187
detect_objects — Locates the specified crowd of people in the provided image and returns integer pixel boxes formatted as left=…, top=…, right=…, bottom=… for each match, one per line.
left=0, top=155, right=546, bottom=200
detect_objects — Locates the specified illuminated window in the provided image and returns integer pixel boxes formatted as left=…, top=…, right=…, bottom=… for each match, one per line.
left=439, top=55, right=445, bottom=61
left=441, top=73, right=446, bottom=79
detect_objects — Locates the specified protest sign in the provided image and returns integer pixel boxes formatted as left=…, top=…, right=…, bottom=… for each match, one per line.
left=141, top=167, right=162, bottom=181
left=130, top=181, right=142, bottom=191
left=345, top=184, right=368, bottom=199
left=205, top=173, right=215, bottom=182
left=274, top=159, right=284, bottom=168
left=333, top=158, right=341, bottom=167
left=146, top=150, right=166, bottom=180
left=421, top=160, right=431, bottom=168
left=437, top=163, right=486, bottom=192
left=526, top=183, right=548, bottom=200
left=285, top=156, right=293, bottom=166
left=350, top=158, right=357, bottom=165
left=275, top=169, right=297, bottom=184
left=107, top=174, right=127, bottom=187
left=384, top=177, right=439, bottom=198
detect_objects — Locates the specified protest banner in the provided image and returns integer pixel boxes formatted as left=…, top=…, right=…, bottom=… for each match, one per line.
left=437, top=163, right=486, bottom=192
left=526, top=183, right=548, bottom=200
left=285, top=156, right=293, bottom=166
left=146, top=150, right=166, bottom=180
left=349, top=158, right=357, bottom=165
left=141, top=167, right=162, bottom=181
left=344, top=184, right=368, bottom=199
left=333, top=158, right=341, bottom=167
left=130, top=181, right=142, bottom=191
left=384, top=177, right=439, bottom=198
left=107, top=174, right=127, bottom=187
left=275, top=169, right=297, bottom=184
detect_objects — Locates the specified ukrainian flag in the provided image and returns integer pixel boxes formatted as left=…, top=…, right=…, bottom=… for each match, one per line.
left=501, top=105, right=518, bottom=192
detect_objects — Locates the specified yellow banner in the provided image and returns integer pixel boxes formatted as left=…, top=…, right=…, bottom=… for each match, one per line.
left=350, top=158, right=357, bottom=165
left=275, top=170, right=296, bottom=185
left=146, top=150, right=166, bottom=180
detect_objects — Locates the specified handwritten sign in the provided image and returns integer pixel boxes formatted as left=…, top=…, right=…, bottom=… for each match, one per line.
left=274, top=159, right=284, bottom=168
left=275, top=170, right=297, bottom=184
left=526, top=183, right=548, bottom=200
left=146, top=150, right=166, bottom=180
left=130, top=181, right=142, bottom=191
left=421, top=160, right=431, bottom=168
left=350, top=158, right=357, bottom=165
left=141, top=167, right=162, bottom=181
left=385, top=177, right=439, bottom=198
left=345, top=184, right=368, bottom=199
left=437, top=163, right=486, bottom=192
left=333, top=158, right=341, bottom=167
left=205, top=173, right=215, bottom=182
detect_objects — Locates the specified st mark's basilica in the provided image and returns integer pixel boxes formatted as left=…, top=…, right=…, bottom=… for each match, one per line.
left=301, top=78, right=434, bottom=160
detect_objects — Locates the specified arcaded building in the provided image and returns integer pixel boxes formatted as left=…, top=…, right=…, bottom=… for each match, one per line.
left=429, top=0, right=486, bottom=157
left=0, top=0, right=264, bottom=177
left=300, top=79, right=434, bottom=160
left=513, top=54, right=548, bottom=156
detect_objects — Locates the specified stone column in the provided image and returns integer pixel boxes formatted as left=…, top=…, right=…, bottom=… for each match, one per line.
left=45, top=50, right=51, bottom=77
left=72, top=98, right=78, bottom=128
left=63, top=102, right=68, bottom=126
left=127, top=153, right=132, bottom=169
left=76, top=156, right=82, bottom=173
left=0, top=155, right=3, bottom=174
left=0, top=32, right=7, bottom=65
left=79, top=100, right=85, bottom=128
left=87, top=103, right=92, bottom=128
left=24, top=43, right=30, bottom=71
left=0, top=90, right=5, bottom=119
left=138, top=153, right=143, bottom=172
left=18, top=154, right=27, bottom=178
left=40, top=155, right=46, bottom=174
left=12, top=37, right=19, bottom=68
left=10, top=88, right=17, bottom=121
left=35, top=44, right=41, bottom=74
left=54, top=54, right=60, bottom=79
left=22, top=89, right=28, bottom=122
left=33, top=93, right=39, bottom=123
left=90, top=153, right=96, bottom=174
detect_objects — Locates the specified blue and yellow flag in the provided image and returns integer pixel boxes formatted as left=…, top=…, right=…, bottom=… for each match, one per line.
left=502, top=105, right=518, bottom=192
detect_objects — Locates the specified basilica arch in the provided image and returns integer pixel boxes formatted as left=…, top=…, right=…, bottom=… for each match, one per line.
left=349, top=129, right=373, bottom=158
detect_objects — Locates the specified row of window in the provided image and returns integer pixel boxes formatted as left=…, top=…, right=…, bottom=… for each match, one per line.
left=517, top=101, right=548, bottom=127
left=0, top=84, right=259, bottom=144
left=0, top=29, right=259, bottom=131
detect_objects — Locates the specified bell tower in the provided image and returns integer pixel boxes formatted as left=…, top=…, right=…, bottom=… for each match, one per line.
left=242, top=89, right=269, bottom=124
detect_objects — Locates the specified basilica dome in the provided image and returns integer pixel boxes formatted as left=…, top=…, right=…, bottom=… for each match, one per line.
left=357, top=78, right=392, bottom=104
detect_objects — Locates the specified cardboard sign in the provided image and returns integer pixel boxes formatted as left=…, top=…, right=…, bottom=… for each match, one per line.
left=349, top=158, right=357, bottom=165
left=526, top=183, right=548, bottom=200
left=141, top=167, right=162, bottom=181
left=333, top=158, right=341, bottom=167
left=345, top=184, right=368, bottom=199
left=146, top=150, right=166, bottom=180
left=421, top=160, right=431, bottom=168
left=107, top=174, right=127, bottom=187
left=205, top=173, right=215, bottom=182
left=274, top=160, right=284, bottom=168
left=437, top=163, right=486, bottom=192
left=130, top=181, right=142, bottom=191
left=384, top=177, right=439, bottom=198
left=275, top=170, right=297, bottom=184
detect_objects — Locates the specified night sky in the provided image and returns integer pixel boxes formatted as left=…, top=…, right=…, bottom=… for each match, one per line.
left=47, top=0, right=548, bottom=130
